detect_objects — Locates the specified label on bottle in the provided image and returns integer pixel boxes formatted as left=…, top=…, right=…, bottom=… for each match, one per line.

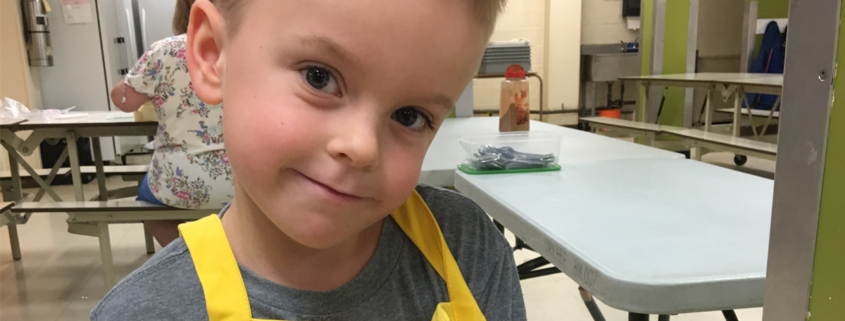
left=500, top=87, right=530, bottom=132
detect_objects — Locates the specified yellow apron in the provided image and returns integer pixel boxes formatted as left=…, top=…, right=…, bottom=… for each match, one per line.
left=179, top=191, right=486, bottom=321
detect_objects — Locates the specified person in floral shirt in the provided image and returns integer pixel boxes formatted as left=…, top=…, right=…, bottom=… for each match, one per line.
left=109, top=2, right=232, bottom=246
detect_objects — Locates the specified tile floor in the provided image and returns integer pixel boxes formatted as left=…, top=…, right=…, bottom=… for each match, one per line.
left=0, top=152, right=774, bottom=320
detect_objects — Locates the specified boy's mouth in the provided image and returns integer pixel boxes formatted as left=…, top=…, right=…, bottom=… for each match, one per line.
left=296, top=170, right=364, bottom=202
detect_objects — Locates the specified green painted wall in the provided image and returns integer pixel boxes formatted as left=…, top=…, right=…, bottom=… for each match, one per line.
left=658, top=0, right=689, bottom=127
left=807, top=2, right=845, bottom=319
left=637, top=0, right=689, bottom=128
left=638, top=0, right=654, bottom=122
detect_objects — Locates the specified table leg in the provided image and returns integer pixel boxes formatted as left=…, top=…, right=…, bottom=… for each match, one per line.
left=91, top=138, right=108, bottom=201
left=646, top=132, right=656, bottom=147
left=759, top=94, right=782, bottom=138
left=144, top=223, right=155, bottom=254
left=578, top=287, right=607, bottom=321
left=6, top=216, right=21, bottom=260
left=722, top=310, right=739, bottom=321
left=97, top=222, right=116, bottom=288
left=732, top=87, right=743, bottom=137
left=5, top=149, right=22, bottom=202
left=66, top=133, right=85, bottom=201
left=704, top=86, right=714, bottom=132
left=740, top=93, right=759, bottom=138
left=629, top=313, right=650, bottom=321
left=658, top=315, right=671, bottom=321
left=2, top=142, right=63, bottom=202
left=31, top=148, right=69, bottom=202
left=493, top=220, right=505, bottom=235
left=691, top=146, right=703, bottom=161
left=641, top=84, right=649, bottom=123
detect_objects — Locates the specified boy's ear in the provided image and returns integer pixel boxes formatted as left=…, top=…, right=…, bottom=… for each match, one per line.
left=187, top=0, right=226, bottom=105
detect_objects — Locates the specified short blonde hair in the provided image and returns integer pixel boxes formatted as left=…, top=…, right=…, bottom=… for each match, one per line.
left=211, top=0, right=507, bottom=37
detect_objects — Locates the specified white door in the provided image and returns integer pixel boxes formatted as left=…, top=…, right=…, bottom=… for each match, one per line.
left=137, top=0, right=177, bottom=49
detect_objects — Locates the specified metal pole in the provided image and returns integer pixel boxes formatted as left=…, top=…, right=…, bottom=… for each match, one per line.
left=91, top=138, right=108, bottom=201
left=763, top=0, right=842, bottom=319
left=578, top=287, right=607, bottom=321
left=66, top=132, right=85, bottom=201
left=6, top=216, right=21, bottom=260
left=98, top=222, right=116, bottom=288
left=732, top=88, right=743, bottom=137
left=628, top=313, right=649, bottom=321
left=704, top=86, right=713, bottom=132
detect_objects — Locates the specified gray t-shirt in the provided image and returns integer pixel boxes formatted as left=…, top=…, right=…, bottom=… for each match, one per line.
left=91, top=185, right=526, bottom=321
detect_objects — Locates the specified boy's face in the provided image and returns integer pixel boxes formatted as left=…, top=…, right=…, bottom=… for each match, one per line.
left=199, top=0, right=487, bottom=249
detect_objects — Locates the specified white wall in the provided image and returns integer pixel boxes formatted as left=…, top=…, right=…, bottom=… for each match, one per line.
left=546, top=0, right=582, bottom=117
left=581, top=0, right=638, bottom=45
left=697, top=0, right=743, bottom=59
left=472, top=0, right=546, bottom=114
left=472, top=0, right=582, bottom=125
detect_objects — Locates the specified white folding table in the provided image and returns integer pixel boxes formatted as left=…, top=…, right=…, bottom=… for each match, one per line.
left=0, top=111, right=156, bottom=203
left=621, top=72, right=782, bottom=138
left=455, top=158, right=772, bottom=319
left=420, top=118, right=683, bottom=187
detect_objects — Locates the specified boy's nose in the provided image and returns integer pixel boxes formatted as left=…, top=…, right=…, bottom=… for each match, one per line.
left=326, top=119, right=380, bottom=170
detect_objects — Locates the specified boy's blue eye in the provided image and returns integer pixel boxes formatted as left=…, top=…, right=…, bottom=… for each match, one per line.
left=302, top=66, right=340, bottom=95
left=392, top=107, right=431, bottom=130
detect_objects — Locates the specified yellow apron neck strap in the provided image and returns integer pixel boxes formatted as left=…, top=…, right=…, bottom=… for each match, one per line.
left=391, top=191, right=486, bottom=321
left=181, top=191, right=485, bottom=321
left=179, top=215, right=254, bottom=321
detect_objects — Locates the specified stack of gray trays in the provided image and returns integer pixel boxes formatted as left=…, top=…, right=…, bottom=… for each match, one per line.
left=478, top=39, right=531, bottom=75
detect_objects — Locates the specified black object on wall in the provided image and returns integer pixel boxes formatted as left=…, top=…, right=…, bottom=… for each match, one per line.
left=40, top=138, right=95, bottom=185
left=622, top=0, right=641, bottom=17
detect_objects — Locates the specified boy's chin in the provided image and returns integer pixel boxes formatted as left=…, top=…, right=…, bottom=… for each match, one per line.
left=276, top=218, right=382, bottom=250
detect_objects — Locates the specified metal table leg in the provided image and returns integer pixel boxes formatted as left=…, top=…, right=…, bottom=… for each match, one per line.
left=91, top=138, right=108, bottom=201
left=759, top=94, right=781, bottom=137
left=641, top=84, right=649, bottom=122
left=732, top=87, right=743, bottom=137
left=578, top=287, right=606, bottom=321
left=722, top=310, right=739, bottom=321
left=5, top=149, right=23, bottom=203
left=5, top=212, right=21, bottom=260
left=144, top=224, right=155, bottom=254
left=658, top=315, right=671, bottom=321
left=1, top=142, right=64, bottom=202
left=66, top=133, right=85, bottom=201
left=29, top=148, right=69, bottom=204
left=493, top=220, right=505, bottom=235
left=97, top=222, right=116, bottom=288
left=629, top=313, right=650, bottom=321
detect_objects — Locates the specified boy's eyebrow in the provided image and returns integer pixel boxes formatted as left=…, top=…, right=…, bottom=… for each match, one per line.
left=298, top=35, right=355, bottom=63
left=418, top=94, right=455, bottom=112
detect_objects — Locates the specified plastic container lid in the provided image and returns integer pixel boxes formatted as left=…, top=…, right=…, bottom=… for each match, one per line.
left=505, top=64, right=526, bottom=78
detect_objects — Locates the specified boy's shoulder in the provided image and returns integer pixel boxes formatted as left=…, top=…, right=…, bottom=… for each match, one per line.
left=90, top=239, right=208, bottom=321
left=416, top=183, right=498, bottom=233
left=415, top=184, right=511, bottom=263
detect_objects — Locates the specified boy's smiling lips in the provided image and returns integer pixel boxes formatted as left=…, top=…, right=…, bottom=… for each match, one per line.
left=295, top=170, right=366, bottom=202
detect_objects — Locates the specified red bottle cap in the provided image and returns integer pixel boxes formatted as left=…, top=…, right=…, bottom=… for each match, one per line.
left=505, top=64, right=526, bottom=78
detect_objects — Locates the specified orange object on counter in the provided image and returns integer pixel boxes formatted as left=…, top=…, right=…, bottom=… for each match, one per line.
left=599, top=109, right=621, bottom=119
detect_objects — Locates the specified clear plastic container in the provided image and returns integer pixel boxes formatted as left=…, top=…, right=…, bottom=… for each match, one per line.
left=458, top=131, right=562, bottom=174
left=500, top=65, right=530, bottom=132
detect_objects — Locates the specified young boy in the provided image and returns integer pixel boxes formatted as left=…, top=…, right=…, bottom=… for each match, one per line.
left=92, top=0, right=526, bottom=320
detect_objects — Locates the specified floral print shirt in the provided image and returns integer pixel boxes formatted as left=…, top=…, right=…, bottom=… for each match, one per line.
left=125, top=35, right=232, bottom=209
